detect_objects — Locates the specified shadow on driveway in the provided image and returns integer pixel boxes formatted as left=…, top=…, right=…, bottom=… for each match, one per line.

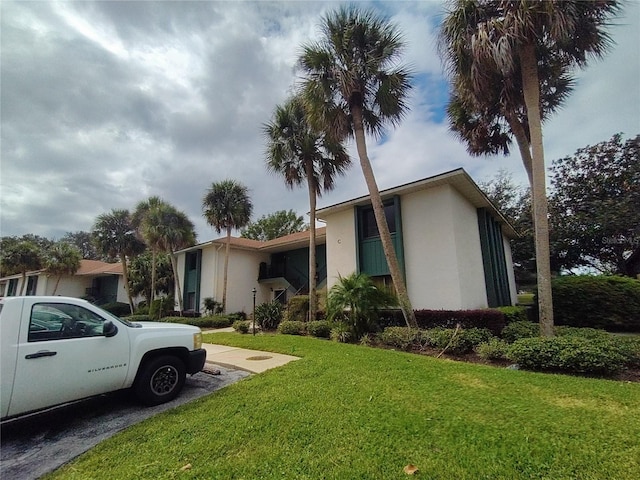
left=1, top=366, right=249, bottom=480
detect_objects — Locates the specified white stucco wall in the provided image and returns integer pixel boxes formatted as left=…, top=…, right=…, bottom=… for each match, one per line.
left=323, top=208, right=358, bottom=290
left=176, top=245, right=269, bottom=315
left=402, top=184, right=489, bottom=310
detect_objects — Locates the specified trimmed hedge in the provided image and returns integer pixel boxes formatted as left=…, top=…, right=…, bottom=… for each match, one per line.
left=501, top=321, right=539, bottom=343
left=427, top=327, right=494, bottom=355
left=497, top=306, right=528, bottom=324
left=277, top=320, right=307, bottom=336
left=286, top=296, right=309, bottom=322
left=507, top=336, right=629, bottom=375
left=551, top=275, right=640, bottom=331
left=157, top=315, right=234, bottom=329
left=233, top=320, right=250, bottom=334
left=307, top=321, right=332, bottom=339
left=415, top=309, right=505, bottom=336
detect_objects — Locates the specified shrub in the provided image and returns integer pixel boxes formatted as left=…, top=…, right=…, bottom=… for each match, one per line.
left=497, top=306, right=528, bottom=324
left=330, top=323, right=352, bottom=343
left=379, top=327, right=420, bottom=351
left=551, top=275, right=640, bottom=331
left=233, top=320, right=250, bottom=334
left=278, top=320, right=306, bottom=336
left=554, top=326, right=610, bottom=340
left=501, top=320, right=539, bottom=343
left=307, top=321, right=332, bottom=338
left=149, top=297, right=174, bottom=320
left=228, top=312, right=247, bottom=321
left=287, top=296, right=309, bottom=322
left=476, top=339, right=509, bottom=360
left=507, top=336, right=627, bottom=375
left=100, top=302, right=131, bottom=317
left=616, top=336, right=640, bottom=368
left=414, top=309, right=505, bottom=336
left=255, top=301, right=284, bottom=330
left=203, top=297, right=223, bottom=315
left=135, top=305, right=149, bottom=315
left=426, top=327, right=493, bottom=355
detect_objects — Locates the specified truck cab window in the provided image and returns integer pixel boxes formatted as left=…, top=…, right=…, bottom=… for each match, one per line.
left=29, top=303, right=107, bottom=342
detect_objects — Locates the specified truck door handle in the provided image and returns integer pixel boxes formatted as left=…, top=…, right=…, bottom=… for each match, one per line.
left=25, top=350, right=57, bottom=359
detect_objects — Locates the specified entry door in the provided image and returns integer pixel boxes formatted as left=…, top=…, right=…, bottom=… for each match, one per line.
left=9, top=302, right=130, bottom=417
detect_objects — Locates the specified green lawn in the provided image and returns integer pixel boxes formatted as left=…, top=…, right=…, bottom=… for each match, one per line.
left=47, top=333, right=640, bottom=480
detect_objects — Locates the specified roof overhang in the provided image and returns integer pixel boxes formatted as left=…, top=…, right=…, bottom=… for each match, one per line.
left=315, top=168, right=518, bottom=238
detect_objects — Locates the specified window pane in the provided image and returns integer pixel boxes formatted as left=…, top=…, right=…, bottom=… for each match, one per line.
left=29, top=303, right=106, bottom=342
left=361, top=203, right=396, bottom=239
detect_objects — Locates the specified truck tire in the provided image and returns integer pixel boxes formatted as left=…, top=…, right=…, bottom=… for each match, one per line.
left=134, top=355, right=186, bottom=406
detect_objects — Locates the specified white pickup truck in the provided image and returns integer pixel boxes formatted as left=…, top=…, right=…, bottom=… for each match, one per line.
left=0, top=296, right=207, bottom=420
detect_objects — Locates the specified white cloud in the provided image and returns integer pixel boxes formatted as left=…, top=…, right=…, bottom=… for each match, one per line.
left=1, top=0, right=637, bottom=243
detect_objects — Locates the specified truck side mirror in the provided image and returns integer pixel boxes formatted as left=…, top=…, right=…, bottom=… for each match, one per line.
left=103, top=320, right=118, bottom=337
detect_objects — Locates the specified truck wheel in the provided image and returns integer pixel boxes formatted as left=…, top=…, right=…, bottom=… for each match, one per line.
left=134, top=355, right=186, bottom=406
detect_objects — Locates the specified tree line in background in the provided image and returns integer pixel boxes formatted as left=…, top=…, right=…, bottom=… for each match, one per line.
left=2, top=2, right=627, bottom=338
left=481, top=133, right=640, bottom=284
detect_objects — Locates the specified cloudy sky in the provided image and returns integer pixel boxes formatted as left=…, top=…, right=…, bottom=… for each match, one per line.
left=1, top=0, right=638, bottom=243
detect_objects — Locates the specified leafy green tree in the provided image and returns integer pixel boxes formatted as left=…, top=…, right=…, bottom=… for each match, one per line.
left=439, top=0, right=620, bottom=337
left=298, top=6, right=416, bottom=328
left=60, top=231, right=100, bottom=260
left=92, top=209, right=145, bottom=314
left=2, top=240, right=42, bottom=295
left=241, top=210, right=307, bottom=242
left=264, top=95, right=351, bottom=320
left=480, top=171, right=535, bottom=287
left=128, top=251, right=174, bottom=305
left=326, top=272, right=398, bottom=338
left=43, top=241, right=82, bottom=294
left=202, top=180, right=253, bottom=313
left=549, top=133, right=640, bottom=275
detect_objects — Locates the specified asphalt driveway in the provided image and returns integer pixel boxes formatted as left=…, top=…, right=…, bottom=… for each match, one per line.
left=0, top=366, right=249, bottom=480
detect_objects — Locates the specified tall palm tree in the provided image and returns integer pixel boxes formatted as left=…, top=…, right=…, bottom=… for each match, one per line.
left=153, top=207, right=196, bottom=314
left=264, top=95, right=351, bottom=321
left=44, top=242, right=82, bottom=295
left=132, top=196, right=168, bottom=303
left=92, top=209, right=146, bottom=314
left=439, top=0, right=620, bottom=336
left=202, top=180, right=253, bottom=313
left=298, top=6, right=416, bottom=328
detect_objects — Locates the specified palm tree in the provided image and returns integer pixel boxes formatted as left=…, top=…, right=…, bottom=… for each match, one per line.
left=132, top=196, right=169, bottom=303
left=153, top=207, right=196, bottom=314
left=439, top=0, right=620, bottom=336
left=3, top=241, right=42, bottom=295
left=44, top=242, right=82, bottom=294
left=298, top=6, right=416, bottom=328
left=92, top=209, right=146, bottom=314
left=264, top=95, right=351, bottom=321
left=326, top=272, right=398, bottom=339
left=202, top=180, right=253, bottom=313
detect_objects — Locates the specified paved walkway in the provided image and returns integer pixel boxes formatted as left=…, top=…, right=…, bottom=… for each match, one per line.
left=202, top=327, right=300, bottom=374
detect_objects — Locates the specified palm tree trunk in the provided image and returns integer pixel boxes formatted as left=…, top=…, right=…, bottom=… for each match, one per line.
left=170, top=252, right=184, bottom=314
left=306, top=161, right=318, bottom=322
left=222, top=226, right=231, bottom=314
left=506, top=113, right=533, bottom=186
left=520, top=43, right=554, bottom=337
left=351, top=104, right=417, bottom=328
left=151, top=247, right=157, bottom=303
left=52, top=275, right=62, bottom=295
left=120, top=256, right=135, bottom=315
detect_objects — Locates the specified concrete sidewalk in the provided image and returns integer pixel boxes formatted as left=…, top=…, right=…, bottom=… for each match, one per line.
left=202, top=343, right=300, bottom=374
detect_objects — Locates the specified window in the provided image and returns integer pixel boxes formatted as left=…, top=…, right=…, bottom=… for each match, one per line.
left=8, top=279, right=18, bottom=296
left=29, top=303, right=108, bottom=342
left=360, top=203, right=396, bottom=239
left=26, top=276, right=38, bottom=296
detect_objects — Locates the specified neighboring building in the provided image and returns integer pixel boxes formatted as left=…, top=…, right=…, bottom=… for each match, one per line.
left=174, top=168, right=517, bottom=315
left=0, top=260, right=128, bottom=305
left=175, top=230, right=327, bottom=314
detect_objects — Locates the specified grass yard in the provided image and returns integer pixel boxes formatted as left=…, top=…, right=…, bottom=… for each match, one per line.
left=47, top=333, right=640, bottom=480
